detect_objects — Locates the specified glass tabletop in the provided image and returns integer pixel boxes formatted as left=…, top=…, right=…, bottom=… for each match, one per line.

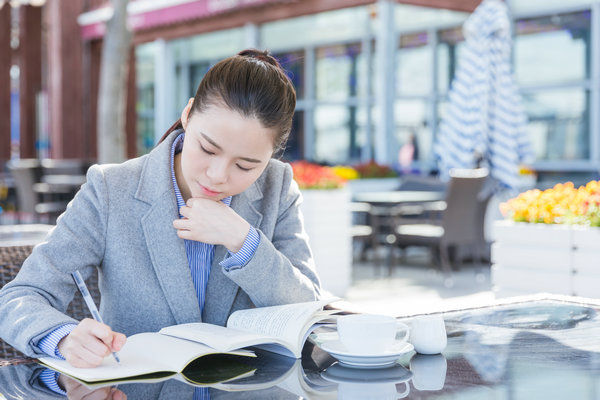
left=0, top=224, right=53, bottom=247
left=353, top=190, right=445, bottom=205
left=1, top=295, right=600, bottom=399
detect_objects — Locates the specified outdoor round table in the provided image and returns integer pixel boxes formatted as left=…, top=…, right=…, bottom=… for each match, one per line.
left=353, top=190, right=446, bottom=206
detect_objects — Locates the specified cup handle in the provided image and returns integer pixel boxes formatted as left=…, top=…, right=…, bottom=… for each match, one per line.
left=396, top=321, right=410, bottom=342
left=395, top=381, right=410, bottom=398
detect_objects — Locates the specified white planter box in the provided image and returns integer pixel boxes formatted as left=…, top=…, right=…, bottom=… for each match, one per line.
left=492, top=221, right=600, bottom=298
left=300, top=188, right=352, bottom=297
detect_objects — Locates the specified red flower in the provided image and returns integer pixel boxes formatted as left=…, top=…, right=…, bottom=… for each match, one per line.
left=290, top=161, right=345, bottom=190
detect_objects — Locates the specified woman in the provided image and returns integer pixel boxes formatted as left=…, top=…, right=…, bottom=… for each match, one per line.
left=0, top=49, right=322, bottom=374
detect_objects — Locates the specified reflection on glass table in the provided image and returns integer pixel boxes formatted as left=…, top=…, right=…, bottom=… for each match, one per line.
left=2, top=295, right=600, bottom=399
left=417, top=295, right=600, bottom=399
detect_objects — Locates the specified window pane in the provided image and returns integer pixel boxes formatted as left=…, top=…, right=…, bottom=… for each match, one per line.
left=397, top=32, right=431, bottom=95
left=394, top=3, right=467, bottom=31
left=316, top=43, right=363, bottom=100
left=171, top=28, right=245, bottom=63
left=394, top=99, right=430, bottom=166
left=511, top=0, right=593, bottom=15
left=189, top=62, right=211, bottom=94
left=515, top=12, right=590, bottom=86
left=261, top=6, right=369, bottom=50
left=523, top=88, right=589, bottom=161
left=174, top=62, right=210, bottom=120
left=356, top=106, right=374, bottom=161
left=314, top=105, right=368, bottom=164
left=274, top=51, right=305, bottom=100
left=281, top=111, right=305, bottom=162
left=135, top=43, right=156, bottom=156
left=357, top=43, right=373, bottom=98
left=437, top=26, right=465, bottom=93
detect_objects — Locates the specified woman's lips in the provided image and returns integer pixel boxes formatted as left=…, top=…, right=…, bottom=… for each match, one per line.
left=199, top=184, right=221, bottom=197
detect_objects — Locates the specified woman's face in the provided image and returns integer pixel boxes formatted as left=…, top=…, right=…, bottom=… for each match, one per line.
left=177, top=104, right=275, bottom=201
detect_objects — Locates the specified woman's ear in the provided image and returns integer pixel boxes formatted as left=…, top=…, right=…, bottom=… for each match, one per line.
left=180, top=98, right=194, bottom=130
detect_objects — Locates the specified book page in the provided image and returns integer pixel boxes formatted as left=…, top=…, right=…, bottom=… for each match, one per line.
left=275, top=359, right=337, bottom=400
left=39, top=332, right=250, bottom=384
left=226, top=300, right=333, bottom=355
left=160, top=322, right=292, bottom=354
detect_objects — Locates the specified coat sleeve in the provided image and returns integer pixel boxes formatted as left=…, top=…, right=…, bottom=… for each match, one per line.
left=221, top=162, right=322, bottom=307
left=0, top=165, right=109, bottom=357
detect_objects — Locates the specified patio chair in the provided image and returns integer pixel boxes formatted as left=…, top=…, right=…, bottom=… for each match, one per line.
left=397, top=174, right=448, bottom=192
left=392, top=168, right=489, bottom=286
left=5, top=159, right=41, bottom=217
left=349, top=201, right=375, bottom=261
left=0, top=226, right=100, bottom=359
left=7, top=159, right=83, bottom=223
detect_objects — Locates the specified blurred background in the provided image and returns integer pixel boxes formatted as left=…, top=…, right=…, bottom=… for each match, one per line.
left=1, top=0, right=598, bottom=183
left=1, top=0, right=600, bottom=308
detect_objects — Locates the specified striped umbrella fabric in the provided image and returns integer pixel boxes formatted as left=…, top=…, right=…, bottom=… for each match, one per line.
left=434, top=0, right=533, bottom=190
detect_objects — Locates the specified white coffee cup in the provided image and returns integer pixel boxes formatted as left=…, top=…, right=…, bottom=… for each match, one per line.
left=409, top=314, right=447, bottom=355
left=409, top=353, right=447, bottom=391
left=337, top=314, right=410, bottom=354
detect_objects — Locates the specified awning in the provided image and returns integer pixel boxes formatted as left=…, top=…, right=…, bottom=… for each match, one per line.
left=77, top=0, right=285, bottom=40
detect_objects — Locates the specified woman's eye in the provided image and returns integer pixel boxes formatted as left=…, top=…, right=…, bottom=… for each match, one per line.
left=200, top=144, right=215, bottom=155
left=237, top=164, right=252, bottom=172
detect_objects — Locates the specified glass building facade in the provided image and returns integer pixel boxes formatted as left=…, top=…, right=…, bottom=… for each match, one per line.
left=135, top=0, right=600, bottom=184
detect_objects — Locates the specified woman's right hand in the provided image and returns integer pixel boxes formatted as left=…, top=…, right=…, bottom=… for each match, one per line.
left=58, top=318, right=127, bottom=368
left=58, top=374, right=126, bottom=400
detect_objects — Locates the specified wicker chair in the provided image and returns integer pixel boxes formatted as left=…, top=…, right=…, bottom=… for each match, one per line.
left=0, top=224, right=100, bottom=359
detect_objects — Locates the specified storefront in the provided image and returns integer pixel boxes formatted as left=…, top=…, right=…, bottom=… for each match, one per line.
left=3, top=0, right=599, bottom=186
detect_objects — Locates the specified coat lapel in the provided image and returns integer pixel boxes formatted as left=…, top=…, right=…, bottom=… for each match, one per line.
left=136, top=131, right=202, bottom=325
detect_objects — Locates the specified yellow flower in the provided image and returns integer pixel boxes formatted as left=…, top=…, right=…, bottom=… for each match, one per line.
left=501, top=180, right=600, bottom=225
left=332, top=165, right=360, bottom=181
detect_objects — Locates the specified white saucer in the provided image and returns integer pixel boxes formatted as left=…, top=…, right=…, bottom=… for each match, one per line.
left=320, top=340, right=414, bottom=368
left=322, top=362, right=412, bottom=383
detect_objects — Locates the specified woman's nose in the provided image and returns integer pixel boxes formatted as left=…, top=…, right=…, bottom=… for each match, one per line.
left=206, top=160, right=228, bottom=184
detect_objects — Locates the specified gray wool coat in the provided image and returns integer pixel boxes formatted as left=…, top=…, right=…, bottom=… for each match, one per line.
left=0, top=130, right=321, bottom=358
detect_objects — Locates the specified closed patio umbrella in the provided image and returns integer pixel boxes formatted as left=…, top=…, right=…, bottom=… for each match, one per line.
left=434, top=0, right=533, bottom=190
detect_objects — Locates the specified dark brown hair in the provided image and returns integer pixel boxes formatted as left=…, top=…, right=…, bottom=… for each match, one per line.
left=159, top=49, right=296, bottom=153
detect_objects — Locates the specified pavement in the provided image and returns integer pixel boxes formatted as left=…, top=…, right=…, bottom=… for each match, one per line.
left=341, top=248, right=496, bottom=317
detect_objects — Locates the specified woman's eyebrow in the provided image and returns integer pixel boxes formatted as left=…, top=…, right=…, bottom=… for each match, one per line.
left=240, top=156, right=263, bottom=164
left=200, top=133, right=222, bottom=150
left=200, top=133, right=263, bottom=164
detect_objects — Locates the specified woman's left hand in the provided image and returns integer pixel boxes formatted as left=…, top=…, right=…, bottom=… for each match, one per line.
left=173, top=197, right=250, bottom=252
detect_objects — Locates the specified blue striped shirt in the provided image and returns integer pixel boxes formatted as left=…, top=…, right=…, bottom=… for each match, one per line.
left=39, top=132, right=260, bottom=396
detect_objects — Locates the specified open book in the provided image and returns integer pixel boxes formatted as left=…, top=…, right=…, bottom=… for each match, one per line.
left=38, top=299, right=337, bottom=386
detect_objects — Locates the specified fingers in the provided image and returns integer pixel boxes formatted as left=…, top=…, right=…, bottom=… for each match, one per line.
left=111, top=332, right=127, bottom=352
left=112, top=389, right=127, bottom=400
left=179, top=205, right=192, bottom=219
left=186, top=197, right=195, bottom=207
left=59, top=375, right=127, bottom=400
left=175, top=230, right=195, bottom=241
left=172, top=216, right=191, bottom=235
left=59, top=319, right=127, bottom=368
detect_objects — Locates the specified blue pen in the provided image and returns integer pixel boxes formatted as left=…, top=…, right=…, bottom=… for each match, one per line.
left=71, top=270, right=121, bottom=364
